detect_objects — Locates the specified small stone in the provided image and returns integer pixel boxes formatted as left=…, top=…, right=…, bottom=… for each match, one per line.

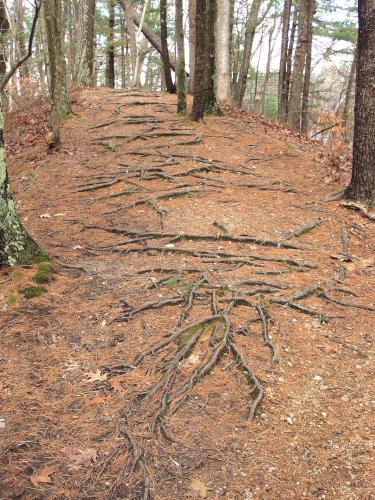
left=341, top=394, right=350, bottom=402
left=314, top=375, right=323, bottom=381
left=286, top=416, right=293, bottom=424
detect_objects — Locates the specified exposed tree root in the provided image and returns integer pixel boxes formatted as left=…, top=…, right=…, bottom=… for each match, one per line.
left=85, top=225, right=306, bottom=250
left=71, top=179, right=122, bottom=193
left=341, top=201, right=375, bottom=221
left=284, top=219, right=324, bottom=240
left=103, top=188, right=215, bottom=215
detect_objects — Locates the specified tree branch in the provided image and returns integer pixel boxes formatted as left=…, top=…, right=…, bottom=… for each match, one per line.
left=0, top=0, right=42, bottom=92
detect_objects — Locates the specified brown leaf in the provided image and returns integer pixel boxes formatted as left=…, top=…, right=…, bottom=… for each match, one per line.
left=30, top=466, right=57, bottom=486
left=190, top=479, right=207, bottom=498
left=63, top=447, right=97, bottom=469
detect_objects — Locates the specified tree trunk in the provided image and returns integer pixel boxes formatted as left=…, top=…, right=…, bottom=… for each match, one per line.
left=190, top=0, right=206, bottom=120
left=15, top=0, right=29, bottom=83
left=105, top=0, right=115, bottom=88
left=284, top=5, right=297, bottom=121
left=44, top=0, right=68, bottom=148
left=261, top=16, right=277, bottom=116
left=119, top=0, right=180, bottom=77
left=188, top=0, right=196, bottom=95
left=234, top=0, right=262, bottom=108
left=342, top=47, right=357, bottom=135
left=83, top=0, right=96, bottom=86
left=176, top=0, right=187, bottom=113
left=287, top=0, right=309, bottom=130
left=215, top=0, right=232, bottom=104
left=0, top=103, right=43, bottom=265
left=277, top=0, right=292, bottom=122
left=344, top=0, right=375, bottom=203
left=204, top=0, right=219, bottom=114
left=160, top=0, right=176, bottom=93
left=301, top=0, right=315, bottom=134
left=123, top=0, right=137, bottom=81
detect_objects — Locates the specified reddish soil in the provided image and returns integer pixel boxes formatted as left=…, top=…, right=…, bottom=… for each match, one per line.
left=1, top=88, right=374, bottom=499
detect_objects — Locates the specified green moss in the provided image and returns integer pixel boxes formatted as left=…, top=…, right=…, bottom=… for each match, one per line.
left=6, top=293, right=17, bottom=306
left=22, top=286, right=46, bottom=299
left=32, top=262, right=53, bottom=283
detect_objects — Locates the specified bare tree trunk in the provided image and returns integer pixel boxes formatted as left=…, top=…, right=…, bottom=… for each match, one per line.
left=83, top=0, right=96, bottom=86
left=234, top=0, right=262, bottom=108
left=123, top=0, right=136, bottom=81
left=216, top=0, right=232, bottom=104
left=344, top=0, right=375, bottom=203
left=301, top=0, right=315, bottom=134
left=342, top=47, right=357, bottom=134
left=277, top=0, right=292, bottom=121
left=190, top=0, right=206, bottom=120
left=120, top=12, right=126, bottom=88
left=188, top=0, right=196, bottom=95
left=160, top=0, right=176, bottom=93
left=176, top=0, right=187, bottom=113
left=287, top=0, right=309, bottom=130
left=204, top=0, right=219, bottom=114
left=44, top=0, right=68, bottom=148
left=261, top=16, right=277, bottom=116
left=105, top=0, right=115, bottom=88
left=15, top=0, right=29, bottom=84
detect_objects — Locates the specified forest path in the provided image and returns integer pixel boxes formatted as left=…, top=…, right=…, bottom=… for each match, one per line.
left=1, top=88, right=374, bottom=499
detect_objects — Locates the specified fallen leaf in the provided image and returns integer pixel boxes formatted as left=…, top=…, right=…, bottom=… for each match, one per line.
left=0, top=418, right=5, bottom=429
left=190, top=479, right=207, bottom=498
left=63, top=447, right=97, bottom=469
left=87, top=393, right=108, bottom=405
left=30, top=466, right=57, bottom=486
left=85, top=370, right=108, bottom=382
left=39, top=213, right=52, bottom=218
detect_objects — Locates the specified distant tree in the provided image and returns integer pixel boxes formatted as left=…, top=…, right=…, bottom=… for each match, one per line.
left=345, top=0, right=375, bottom=203
left=160, top=0, right=176, bottom=93
left=105, top=0, right=115, bottom=88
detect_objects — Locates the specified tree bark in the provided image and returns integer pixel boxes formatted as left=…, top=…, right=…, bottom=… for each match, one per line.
left=160, top=0, right=176, bottom=93
left=216, top=0, right=232, bottom=104
left=277, top=0, right=292, bottom=121
left=342, top=47, right=357, bottom=134
left=84, top=0, right=96, bottom=86
left=234, top=0, right=262, bottom=108
left=176, top=0, right=187, bottom=113
left=204, top=0, right=219, bottom=114
left=301, top=0, right=315, bottom=134
left=105, top=0, right=115, bottom=88
left=188, top=0, right=196, bottom=94
left=344, top=0, right=375, bottom=203
left=190, top=0, right=206, bottom=120
left=0, top=102, right=43, bottom=265
left=287, top=0, right=309, bottom=130
left=44, top=0, right=68, bottom=148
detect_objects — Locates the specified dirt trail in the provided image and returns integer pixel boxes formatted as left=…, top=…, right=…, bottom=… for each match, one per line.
left=1, top=89, right=374, bottom=499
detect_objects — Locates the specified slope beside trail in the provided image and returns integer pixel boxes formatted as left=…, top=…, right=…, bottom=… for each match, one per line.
left=1, top=88, right=374, bottom=499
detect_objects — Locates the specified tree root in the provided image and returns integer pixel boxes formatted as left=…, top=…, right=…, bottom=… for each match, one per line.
left=341, top=201, right=375, bottom=221
left=86, top=225, right=306, bottom=250
left=284, top=219, right=324, bottom=240
left=103, top=188, right=215, bottom=215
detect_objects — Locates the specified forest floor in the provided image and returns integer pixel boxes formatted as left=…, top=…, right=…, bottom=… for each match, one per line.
left=1, top=88, right=374, bottom=500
